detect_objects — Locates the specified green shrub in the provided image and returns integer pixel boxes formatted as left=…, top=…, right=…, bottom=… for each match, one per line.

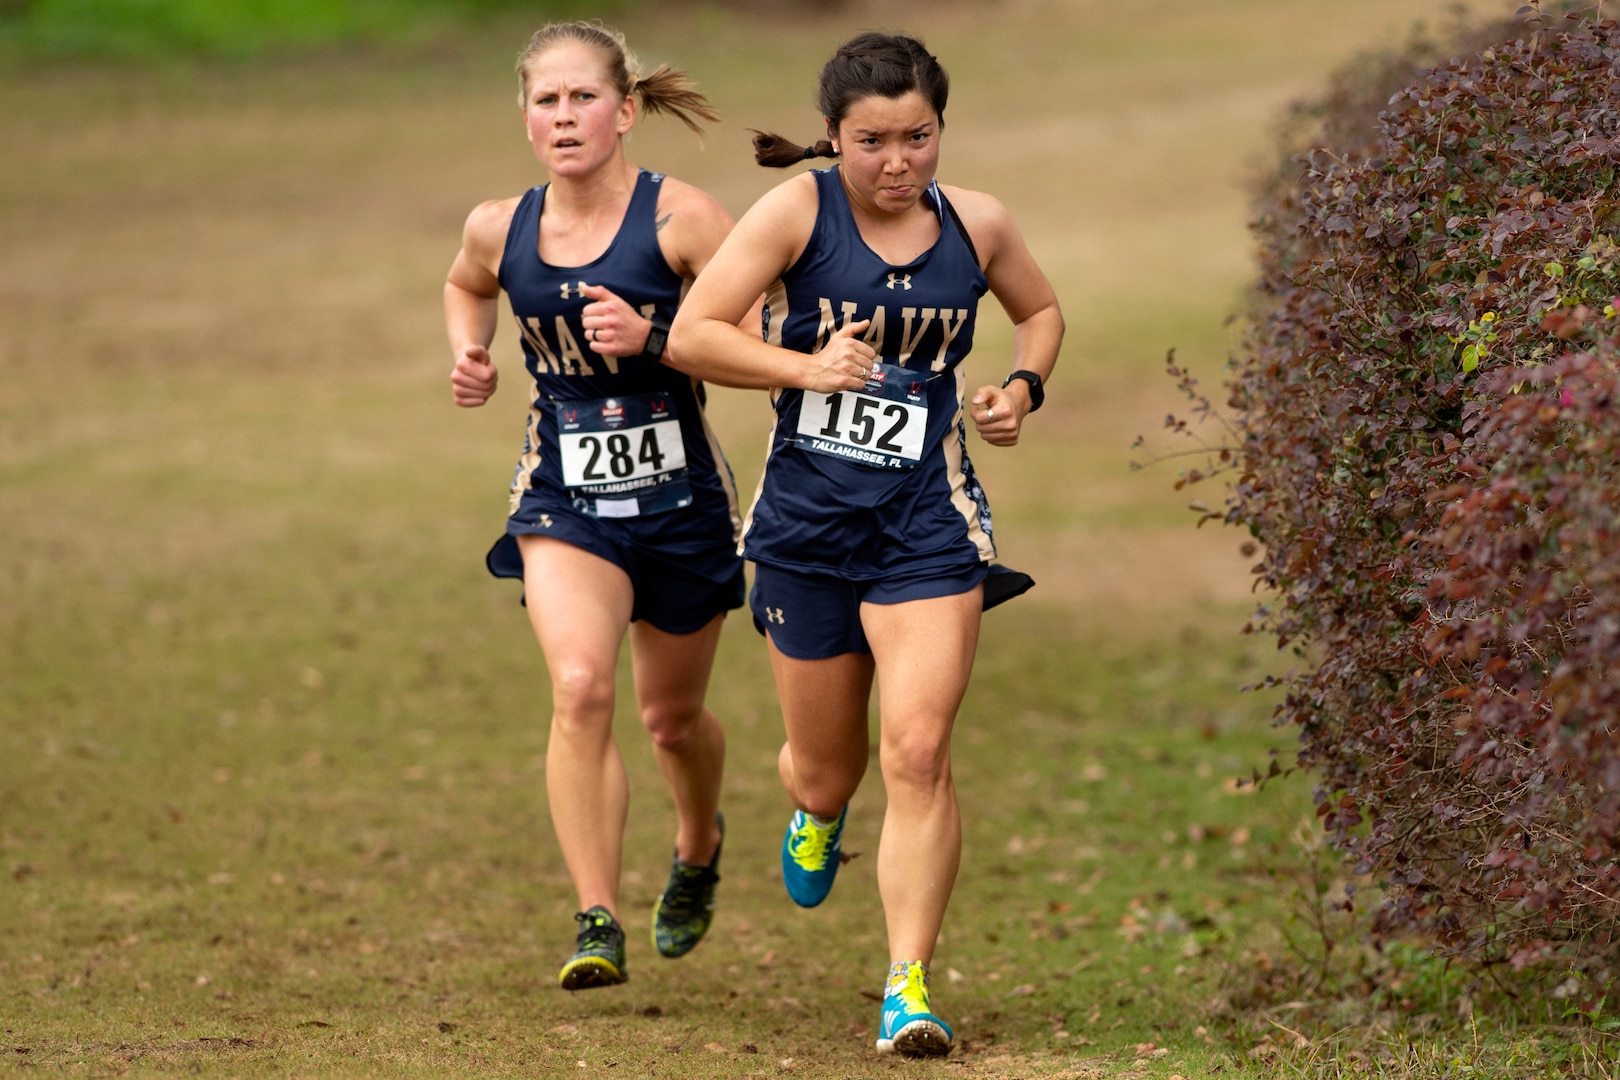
left=1207, top=5, right=1620, bottom=986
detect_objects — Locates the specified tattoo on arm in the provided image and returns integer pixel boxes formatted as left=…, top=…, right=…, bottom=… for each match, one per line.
left=654, top=212, right=672, bottom=232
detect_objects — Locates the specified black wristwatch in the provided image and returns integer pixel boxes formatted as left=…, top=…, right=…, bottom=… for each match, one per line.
left=641, top=317, right=671, bottom=361
left=1002, top=369, right=1044, bottom=412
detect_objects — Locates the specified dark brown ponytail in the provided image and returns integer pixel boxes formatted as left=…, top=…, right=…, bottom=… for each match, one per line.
left=751, top=130, right=837, bottom=168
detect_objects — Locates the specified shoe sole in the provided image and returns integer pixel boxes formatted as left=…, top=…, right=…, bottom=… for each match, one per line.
left=558, top=956, right=626, bottom=991
left=876, top=1020, right=952, bottom=1058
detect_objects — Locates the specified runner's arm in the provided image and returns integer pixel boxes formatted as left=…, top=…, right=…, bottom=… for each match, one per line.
left=945, top=187, right=1064, bottom=443
left=445, top=200, right=511, bottom=407
left=668, top=177, right=870, bottom=394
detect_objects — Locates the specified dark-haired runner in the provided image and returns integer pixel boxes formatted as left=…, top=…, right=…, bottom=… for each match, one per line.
left=444, top=21, right=744, bottom=992
left=669, top=31, right=1063, bottom=1057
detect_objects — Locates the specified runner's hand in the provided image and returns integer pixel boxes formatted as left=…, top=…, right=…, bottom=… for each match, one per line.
left=970, top=382, right=1027, bottom=447
left=451, top=344, right=498, bottom=407
left=581, top=284, right=654, bottom=358
left=804, top=319, right=876, bottom=393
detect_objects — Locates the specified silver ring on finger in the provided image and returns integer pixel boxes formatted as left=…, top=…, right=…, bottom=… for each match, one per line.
left=987, top=406, right=995, bottom=420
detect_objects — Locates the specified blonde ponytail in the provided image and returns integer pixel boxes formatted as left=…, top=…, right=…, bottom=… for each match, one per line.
left=516, top=21, right=719, bottom=134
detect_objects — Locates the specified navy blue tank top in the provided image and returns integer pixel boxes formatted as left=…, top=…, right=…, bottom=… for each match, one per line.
left=498, top=169, right=742, bottom=572
left=741, top=167, right=996, bottom=579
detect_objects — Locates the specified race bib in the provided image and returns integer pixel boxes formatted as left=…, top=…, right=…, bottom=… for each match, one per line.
left=794, top=361, right=930, bottom=470
left=555, top=392, right=692, bottom=517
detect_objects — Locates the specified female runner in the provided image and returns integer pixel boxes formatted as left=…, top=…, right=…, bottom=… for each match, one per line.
left=444, top=21, right=744, bottom=991
left=668, top=31, right=1063, bottom=1057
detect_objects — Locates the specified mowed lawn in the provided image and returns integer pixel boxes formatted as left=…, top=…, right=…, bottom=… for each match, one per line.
left=1, top=1, right=1515, bottom=1076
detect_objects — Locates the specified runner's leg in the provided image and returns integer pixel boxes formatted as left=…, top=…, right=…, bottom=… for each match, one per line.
left=768, top=638, right=874, bottom=817
left=519, top=534, right=634, bottom=918
left=861, top=587, right=981, bottom=964
left=629, top=614, right=727, bottom=864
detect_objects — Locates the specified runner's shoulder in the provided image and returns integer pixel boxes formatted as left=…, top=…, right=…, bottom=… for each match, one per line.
left=935, top=184, right=1016, bottom=258
left=652, top=174, right=734, bottom=230
left=465, top=195, right=522, bottom=241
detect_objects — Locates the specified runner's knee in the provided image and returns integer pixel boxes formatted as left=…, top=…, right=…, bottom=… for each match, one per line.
left=639, top=698, right=706, bottom=749
left=879, top=727, right=951, bottom=792
left=548, top=661, right=616, bottom=729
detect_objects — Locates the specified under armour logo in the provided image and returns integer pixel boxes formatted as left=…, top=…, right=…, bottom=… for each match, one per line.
left=886, top=274, right=912, bottom=291
left=559, top=281, right=588, bottom=300
left=764, top=607, right=786, bottom=625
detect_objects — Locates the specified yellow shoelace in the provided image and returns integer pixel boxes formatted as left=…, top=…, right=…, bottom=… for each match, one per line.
left=887, top=961, right=931, bottom=1015
left=788, top=814, right=835, bottom=870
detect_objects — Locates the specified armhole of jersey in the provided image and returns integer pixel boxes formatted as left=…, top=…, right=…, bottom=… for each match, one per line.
left=647, top=172, right=684, bottom=282
left=498, top=185, right=544, bottom=292
left=938, top=191, right=981, bottom=270
left=780, top=171, right=825, bottom=279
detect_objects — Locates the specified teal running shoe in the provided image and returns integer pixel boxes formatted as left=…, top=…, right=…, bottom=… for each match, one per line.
left=652, top=814, right=724, bottom=959
left=558, top=906, right=627, bottom=990
left=780, top=805, right=845, bottom=908
left=876, top=960, right=953, bottom=1057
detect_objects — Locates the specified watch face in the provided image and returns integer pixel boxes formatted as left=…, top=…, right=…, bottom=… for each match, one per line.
left=645, top=326, right=669, bottom=357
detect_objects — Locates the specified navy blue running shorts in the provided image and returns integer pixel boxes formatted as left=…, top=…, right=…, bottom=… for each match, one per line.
left=748, top=562, right=990, bottom=660
left=486, top=515, right=744, bottom=637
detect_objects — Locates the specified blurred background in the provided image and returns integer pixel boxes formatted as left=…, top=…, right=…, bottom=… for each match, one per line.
left=0, top=0, right=1524, bottom=1074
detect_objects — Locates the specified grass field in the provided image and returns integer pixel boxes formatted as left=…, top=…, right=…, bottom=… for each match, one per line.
left=1, top=1, right=1589, bottom=1076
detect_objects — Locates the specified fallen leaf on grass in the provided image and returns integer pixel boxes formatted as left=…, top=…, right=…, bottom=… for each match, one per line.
left=703, top=1042, right=727, bottom=1053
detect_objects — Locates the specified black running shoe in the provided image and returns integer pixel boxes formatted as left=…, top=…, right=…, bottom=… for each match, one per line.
left=558, top=905, right=627, bottom=990
left=652, top=814, right=723, bottom=959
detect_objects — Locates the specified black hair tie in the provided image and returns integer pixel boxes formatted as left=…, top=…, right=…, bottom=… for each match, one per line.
left=802, top=145, right=817, bottom=160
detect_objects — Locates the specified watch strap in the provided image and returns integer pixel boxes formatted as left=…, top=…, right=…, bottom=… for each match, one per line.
left=1001, top=369, right=1044, bottom=412
left=642, top=317, right=671, bottom=361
